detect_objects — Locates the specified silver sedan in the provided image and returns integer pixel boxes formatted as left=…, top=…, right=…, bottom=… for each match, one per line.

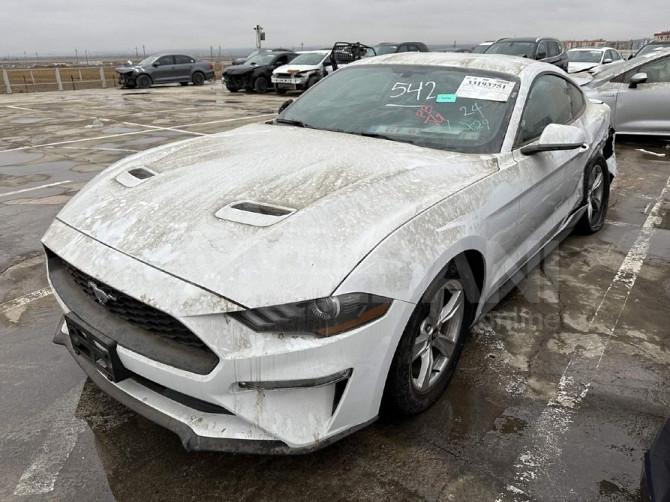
left=581, top=49, right=670, bottom=136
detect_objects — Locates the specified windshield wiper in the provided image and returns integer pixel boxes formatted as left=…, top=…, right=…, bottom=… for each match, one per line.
left=275, top=118, right=310, bottom=128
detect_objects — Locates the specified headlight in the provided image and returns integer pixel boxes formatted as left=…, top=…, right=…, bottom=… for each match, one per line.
left=228, top=293, right=392, bottom=337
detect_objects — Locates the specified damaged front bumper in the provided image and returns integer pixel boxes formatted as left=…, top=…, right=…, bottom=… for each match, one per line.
left=43, top=219, right=411, bottom=453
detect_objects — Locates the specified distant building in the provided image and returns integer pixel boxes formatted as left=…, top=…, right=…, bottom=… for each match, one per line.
left=654, top=31, right=670, bottom=41
left=562, top=39, right=607, bottom=50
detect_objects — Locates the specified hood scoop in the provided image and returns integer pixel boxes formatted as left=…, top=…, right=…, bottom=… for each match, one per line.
left=115, top=167, right=156, bottom=188
left=215, top=200, right=296, bottom=227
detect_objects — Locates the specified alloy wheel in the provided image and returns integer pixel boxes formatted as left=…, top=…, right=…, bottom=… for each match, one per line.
left=411, top=279, right=465, bottom=392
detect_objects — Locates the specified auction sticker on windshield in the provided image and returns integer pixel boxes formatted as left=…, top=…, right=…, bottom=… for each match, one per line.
left=456, top=76, right=515, bottom=102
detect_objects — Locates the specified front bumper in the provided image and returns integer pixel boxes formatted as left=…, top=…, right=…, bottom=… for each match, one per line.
left=43, top=219, right=413, bottom=453
left=271, top=76, right=308, bottom=90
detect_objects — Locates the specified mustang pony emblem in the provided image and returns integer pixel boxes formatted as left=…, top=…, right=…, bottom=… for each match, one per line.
left=88, top=280, right=116, bottom=305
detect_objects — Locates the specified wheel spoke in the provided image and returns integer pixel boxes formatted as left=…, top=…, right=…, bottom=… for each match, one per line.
left=433, top=333, right=454, bottom=358
left=437, top=289, right=463, bottom=328
left=428, top=287, right=445, bottom=324
left=418, top=348, right=433, bottom=391
left=592, top=171, right=603, bottom=192
left=412, top=332, right=431, bottom=361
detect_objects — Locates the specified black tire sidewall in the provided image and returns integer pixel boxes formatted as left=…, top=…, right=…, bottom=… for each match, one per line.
left=192, top=72, right=205, bottom=85
left=577, top=157, right=610, bottom=234
left=254, top=77, right=269, bottom=93
left=136, top=75, right=151, bottom=88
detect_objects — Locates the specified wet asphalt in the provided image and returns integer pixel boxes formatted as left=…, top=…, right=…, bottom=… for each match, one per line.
left=0, top=84, right=668, bottom=502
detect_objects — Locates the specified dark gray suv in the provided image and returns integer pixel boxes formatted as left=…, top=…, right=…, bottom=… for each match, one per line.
left=485, top=37, right=568, bottom=71
left=115, top=54, right=215, bottom=89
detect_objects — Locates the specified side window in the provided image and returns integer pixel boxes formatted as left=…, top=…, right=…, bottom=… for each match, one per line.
left=536, top=41, right=548, bottom=59
left=174, top=55, right=192, bottom=64
left=157, top=56, right=174, bottom=65
left=516, top=74, right=574, bottom=146
left=397, top=45, right=410, bottom=53
left=567, top=81, right=586, bottom=118
left=612, top=51, right=621, bottom=61
left=548, top=41, right=560, bottom=57
left=636, top=56, right=670, bottom=83
left=604, top=50, right=614, bottom=62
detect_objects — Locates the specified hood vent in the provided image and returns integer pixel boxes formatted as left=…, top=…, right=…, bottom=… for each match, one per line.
left=215, top=200, right=296, bottom=227
left=115, top=167, right=156, bottom=188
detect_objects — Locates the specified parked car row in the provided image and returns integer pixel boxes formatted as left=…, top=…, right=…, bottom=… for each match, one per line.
left=115, top=54, right=215, bottom=88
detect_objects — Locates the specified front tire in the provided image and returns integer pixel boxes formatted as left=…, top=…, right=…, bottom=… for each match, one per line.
left=576, top=158, right=610, bottom=234
left=275, top=86, right=287, bottom=95
left=136, top=74, right=152, bottom=89
left=226, top=85, right=239, bottom=93
left=254, top=76, right=269, bottom=93
left=383, top=262, right=474, bottom=415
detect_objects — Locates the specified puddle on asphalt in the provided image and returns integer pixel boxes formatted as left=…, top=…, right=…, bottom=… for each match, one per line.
left=0, top=151, right=45, bottom=167
left=10, top=117, right=48, bottom=124
left=0, top=173, right=49, bottom=188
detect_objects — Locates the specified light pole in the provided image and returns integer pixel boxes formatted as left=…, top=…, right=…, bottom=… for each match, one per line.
left=253, top=25, right=265, bottom=49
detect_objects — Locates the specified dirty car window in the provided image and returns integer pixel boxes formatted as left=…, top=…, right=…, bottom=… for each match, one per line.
left=278, top=65, right=518, bottom=153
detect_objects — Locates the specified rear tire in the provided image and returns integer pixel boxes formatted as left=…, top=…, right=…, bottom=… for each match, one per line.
left=254, top=76, right=269, bottom=94
left=192, top=72, right=205, bottom=86
left=136, top=74, right=151, bottom=89
left=576, top=157, right=610, bottom=234
left=382, top=260, right=475, bottom=415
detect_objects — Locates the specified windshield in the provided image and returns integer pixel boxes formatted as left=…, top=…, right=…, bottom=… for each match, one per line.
left=635, top=43, right=669, bottom=58
left=473, top=44, right=491, bottom=54
left=569, top=50, right=602, bottom=63
left=246, top=53, right=277, bottom=66
left=137, top=56, right=158, bottom=66
left=486, top=41, right=536, bottom=58
left=277, top=65, right=518, bottom=154
left=289, top=52, right=328, bottom=65
left=375, top=45, right=399, bottom=55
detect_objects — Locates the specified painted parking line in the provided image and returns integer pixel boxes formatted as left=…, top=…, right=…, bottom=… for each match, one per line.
left=496, top=174, right=670, bottom=501
left=13, top=383, right=86, bottom=496
left=0, top=113, right=275, bottom=153
left=0, top=180, right=73, bottom=199
left=5, top=105, right=41, bottom=112
left=0, top=288, right=53, bottom=315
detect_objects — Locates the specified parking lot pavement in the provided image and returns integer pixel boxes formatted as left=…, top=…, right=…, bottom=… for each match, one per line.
left=1, top=86, right=668, bottom=502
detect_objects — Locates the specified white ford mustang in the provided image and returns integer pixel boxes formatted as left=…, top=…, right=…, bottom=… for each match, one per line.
left=43, top=53, right=615, bottom=453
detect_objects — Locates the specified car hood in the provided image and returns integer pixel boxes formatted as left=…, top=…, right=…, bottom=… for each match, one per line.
left=273, top=64, right=320, bottom=74
left=115, top=66, right=140, bottom=74
left=54, top=123, right=498, bottom=308
left=568, top=62, right=600, bottom=73
left=224, top=64, right=268, bottom=75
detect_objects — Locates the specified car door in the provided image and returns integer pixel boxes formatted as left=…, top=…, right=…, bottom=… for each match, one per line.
left=510, top=74, right=589, bottom=264
left=151, top=55, right=176, bottom=82
left=614, top=55, right=670, bottom=134
left=173, top=55, right=194, bottom=80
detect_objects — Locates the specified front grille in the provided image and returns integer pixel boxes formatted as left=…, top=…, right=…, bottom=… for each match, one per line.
left=58, top=256, right=207, bottom=350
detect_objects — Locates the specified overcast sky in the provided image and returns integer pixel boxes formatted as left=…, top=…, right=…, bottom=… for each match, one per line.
left=3, top=0, right=665, bottom=57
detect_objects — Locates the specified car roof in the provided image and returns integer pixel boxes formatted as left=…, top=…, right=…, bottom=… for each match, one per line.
left=295, top=50, right=330, bottom=55
left=377, top=42, right=426, bottom=45
left=496, top=37, right=558, bottom=43
left=352, top=52, right=537, bottom=76
left=569, top=47, right=615, bottom=52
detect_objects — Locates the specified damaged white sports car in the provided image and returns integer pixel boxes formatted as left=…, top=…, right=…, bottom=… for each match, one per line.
left=43, top=53, right=615, bottom=453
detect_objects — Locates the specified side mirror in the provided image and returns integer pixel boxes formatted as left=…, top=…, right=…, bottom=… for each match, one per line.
left=536, top=51, right=547, bottom=60
left=603, top=58, right=613, bottom=64
left=152, top=62, right=160, bottom=67
left=520, top=124, right=586, bottom=155
left=628, top=72, right=647, bottom=88
left=278, top=99, right=293, bottom=114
